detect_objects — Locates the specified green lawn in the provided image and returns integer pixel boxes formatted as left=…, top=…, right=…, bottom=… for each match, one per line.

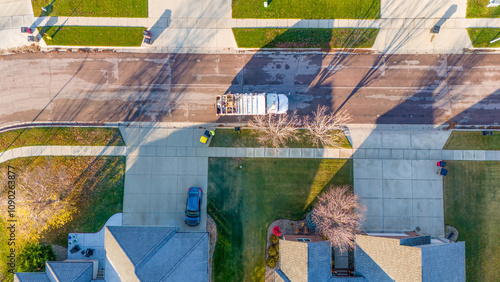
left=0, top=127, right=124, bottom=152
left=38, top=26, right=145, bottom=47
left=443, top=131, right=500, bottom=150
left=0, top=156, right=125, bottom=280
left=467, top=28, right=500, bottom=47
left=209, top=128, right=352, bottom=148
left=208, top=158, right=353, bottom=281
left=443, top=161, right=500, bottom=282
left=233, top=0, right=380, bottom=19
left=31, top=0, right=148, bottom=17
left=233, top=28, right=378, bottom=49
left=467, top=0, right=500, bottom=18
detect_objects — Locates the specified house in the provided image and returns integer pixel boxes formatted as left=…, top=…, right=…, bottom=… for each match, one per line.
left=275, top=232, right=465, bottom=282
left=355, top=233, right=465, bottom=282
left=14, top=226, right=209, bottom=282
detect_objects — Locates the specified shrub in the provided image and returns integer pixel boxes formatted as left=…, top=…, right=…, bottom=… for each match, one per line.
left=17, top=243, right=56, bottom=272
left=266, top=256, right=276, bottom=268
left=275, top=243, right=279, bottom=253
left=270, top=234, right=279, bottom=244
left=272, top=226, right=282, bottom=236
left=268, top=245, right=277, bottom=257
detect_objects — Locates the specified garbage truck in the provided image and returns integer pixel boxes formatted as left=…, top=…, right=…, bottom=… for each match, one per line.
left=216, top=93, right=289, bottom=116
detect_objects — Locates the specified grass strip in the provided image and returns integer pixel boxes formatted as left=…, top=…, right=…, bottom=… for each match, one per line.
left=38, top=26, right=145, bottom=47
left=233, top=28, right=378, bottom=48
left=467, top=28, right=500, bottom=47
left=0, top=127, right=125, bottom=152
left=208, top=158, right=353, bottom=281
left=443, top=131, right=500, bottom=150
left=467, top=0, right=500, bottom=18
left=31, top=0, right=148, bottom=18
left=209, top=128, right=352, bottom=148
left=233, top=0, right=380, bottom=19
left=443, top=161, right=500, bottom=281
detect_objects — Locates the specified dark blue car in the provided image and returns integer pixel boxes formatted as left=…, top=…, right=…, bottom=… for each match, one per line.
left=185, top=187, right=202, bottom=226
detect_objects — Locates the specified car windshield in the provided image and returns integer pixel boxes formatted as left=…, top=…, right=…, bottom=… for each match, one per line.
left=186, top=209, right=199, bottom=218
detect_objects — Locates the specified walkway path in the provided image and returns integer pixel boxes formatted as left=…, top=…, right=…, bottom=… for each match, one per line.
left=0, top=145, right=126, bottom=163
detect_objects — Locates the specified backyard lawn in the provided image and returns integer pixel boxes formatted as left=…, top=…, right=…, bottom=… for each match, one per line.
left=467, top=0, right=500, bottom=18
left=233, top=28, right=379, bottom=49
left=38, top=26, right=145, bottom=47
left=208, top=158, right=353, bottom=281
left=233, top=0, right=380, bottom=19
left=443, top=131, right=500, bottom=150
left=0, top=156, right=125, bottom=280
left=443, top=161, right=500, bottom=282
left=467, top=28, right=500, bottom=48
left=0, top=127, right=124, bottom=152
left=31, top=0, right=148, bottom=17
left=209, top=128, right=352, bottom=148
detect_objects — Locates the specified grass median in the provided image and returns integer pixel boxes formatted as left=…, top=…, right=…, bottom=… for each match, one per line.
left=233, top=28, right=379, bottom=49
left=31, top=0, right=148, bottom=17
left=208, top=158, right=353, bottom=281
left=38, top=26, right=145, bottom=47
left=444, top=161, right=500, bottom=281
left=467, top=28, right=500, bottom=47
left=209, top=128, right=352, bottom=148
left=233, top=0, right=380, bottom=19
left=0, top=127, right=124, bottom=152
left=0, top=156, right=125, bottom=281
left=444, top=131, right=500, bottom=150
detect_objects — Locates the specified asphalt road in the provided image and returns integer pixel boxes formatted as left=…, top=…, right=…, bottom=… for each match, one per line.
left=1, top=52, right=500, bottom=125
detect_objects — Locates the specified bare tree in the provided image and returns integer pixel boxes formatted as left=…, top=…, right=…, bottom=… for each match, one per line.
left=304, top=106, right=351, bottom=148
left=311, top=185, right=366, bottom=253
left=249, top=112, right=300, bottom=152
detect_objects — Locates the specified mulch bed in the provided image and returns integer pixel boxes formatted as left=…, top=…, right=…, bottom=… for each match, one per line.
left=207, top=215, right=217, bottom=282
left=265, top=218, right=315, bottom=281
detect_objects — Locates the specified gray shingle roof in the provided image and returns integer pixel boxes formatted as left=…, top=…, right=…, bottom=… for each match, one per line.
left=106, top=226, right=176, bottom=266
left=307, top=241, right=332, bottom=281
left=46, top=261, right=93, bottom=282
left=14, top=273, right=50, bottom=282
left=136, top=232, right=209, bottom=281
left=420, top=241, right=466, bottom=282
left=107, top=227, right=209, bottom=282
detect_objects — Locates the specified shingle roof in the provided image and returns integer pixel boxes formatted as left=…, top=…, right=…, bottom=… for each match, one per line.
left=136, top=232, right=209, bottom=281
left=420, top=242, right=465, bottom=282
left=14, top=273, right=50, bottom=282
left=107, top=227, right=209, bottom=282
left=46, top=261, right=93, bottom=282
left=354, top=234, right=466, bottom=282
left=106, top=226, right=176, bottom=265
left=307, top=241, right=332, bottom=281
left=354, top=245, right=395, bottom=282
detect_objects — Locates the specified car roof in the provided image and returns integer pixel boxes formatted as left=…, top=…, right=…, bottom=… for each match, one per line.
left=187, top=194, right=199, bottom=211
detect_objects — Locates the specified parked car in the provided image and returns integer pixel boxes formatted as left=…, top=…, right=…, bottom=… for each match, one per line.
left=185, top=187, right=202, bottom=226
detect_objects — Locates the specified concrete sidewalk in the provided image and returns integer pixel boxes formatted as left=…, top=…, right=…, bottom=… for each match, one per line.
left=0, top=145, right=126, bottom=163
left=0, top=0, right=34, bottom=50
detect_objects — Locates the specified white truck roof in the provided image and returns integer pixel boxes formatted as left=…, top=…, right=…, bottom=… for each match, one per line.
left=216, top=93, right=288, bottom=115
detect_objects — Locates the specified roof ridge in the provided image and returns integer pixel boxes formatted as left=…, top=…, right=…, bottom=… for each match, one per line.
left=46, top=261, right=93, bottom=281
left=160, top=233, right=208, bottom=281
left=135, top=228, right=177, bottom=267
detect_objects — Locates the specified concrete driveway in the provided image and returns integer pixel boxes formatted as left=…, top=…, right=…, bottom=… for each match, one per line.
left=350, top=125, right=451, bottom=237
left=121, top=123, right=210, bottom=232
